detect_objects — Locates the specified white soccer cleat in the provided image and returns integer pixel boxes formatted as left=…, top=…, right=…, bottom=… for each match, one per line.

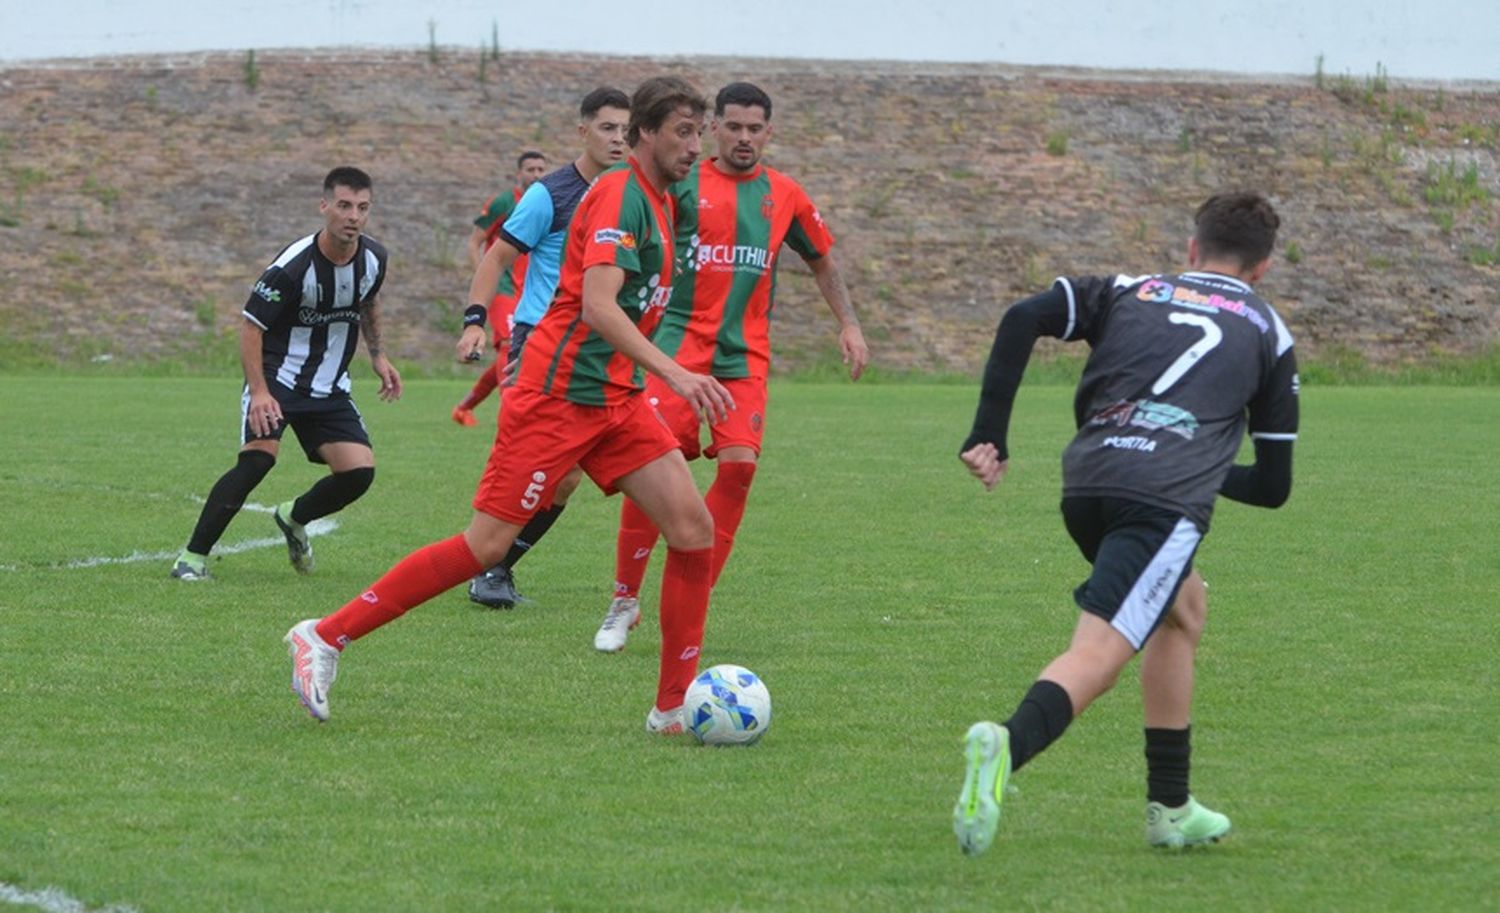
left=593, top=596, right=641, bottom=653
left=646, top=704, right=685, bottom=735
left=285, top=618, right=339, bottom=722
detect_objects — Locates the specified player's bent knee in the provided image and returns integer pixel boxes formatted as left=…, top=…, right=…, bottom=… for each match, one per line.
left=658, top=503, right=714, bottom=551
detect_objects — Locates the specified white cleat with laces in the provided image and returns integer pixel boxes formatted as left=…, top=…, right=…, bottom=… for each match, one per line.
left=594, top=596, right=641, bottom=653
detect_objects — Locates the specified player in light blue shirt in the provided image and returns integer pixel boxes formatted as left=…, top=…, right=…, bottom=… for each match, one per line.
left=454, top=86, right=631, bottom=609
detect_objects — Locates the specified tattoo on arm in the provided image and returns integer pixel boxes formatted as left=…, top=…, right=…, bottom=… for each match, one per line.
left=361, top=297, right=384, bottom=357
left=813, top=259, right=860, bottom=328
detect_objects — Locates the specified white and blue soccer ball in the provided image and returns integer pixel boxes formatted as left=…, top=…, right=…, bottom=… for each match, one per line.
left=684, top=664, right=771, bottom=746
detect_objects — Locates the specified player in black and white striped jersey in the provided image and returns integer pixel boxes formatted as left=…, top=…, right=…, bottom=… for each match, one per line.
left=171, top=166, right=403, bottom=581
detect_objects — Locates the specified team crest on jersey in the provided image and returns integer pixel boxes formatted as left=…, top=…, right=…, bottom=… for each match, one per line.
left=594, top=227, right=637, bottom=250
left=760, top=195, right=774, bottom=219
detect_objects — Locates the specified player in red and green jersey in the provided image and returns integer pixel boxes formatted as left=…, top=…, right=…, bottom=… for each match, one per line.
left=451, top=150, right=548, bottom=427
left=596, top=82, right=870, bottom=653
left=284, top=78, right=732, bottom=737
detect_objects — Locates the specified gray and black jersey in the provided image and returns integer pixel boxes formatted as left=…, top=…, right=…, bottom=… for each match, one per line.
left=242, top=232, right=389, bottom=399
left=1056, top=271, right=1299, bottom=529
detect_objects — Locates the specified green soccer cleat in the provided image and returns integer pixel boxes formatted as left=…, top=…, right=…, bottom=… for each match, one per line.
left=169, top=551, right=210, bottom=581
left=1146, top=796, right=1232, bottom=849
left=953, top=721, right=1011, bottom=857
left=273, top=500, right=314, bottom=575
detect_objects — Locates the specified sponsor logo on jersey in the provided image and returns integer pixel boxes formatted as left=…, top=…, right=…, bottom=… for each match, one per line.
left=254, top=281, right=282, bottom=303
left=1137, top=279, right=1269, bottom=333
left=298, top=307, right=361, bottom=326
left=636, top=273, right=672, bottom=313
left=683, top=237, right=772, bottom=274
left=1089, top=399, right=1198, bottom=440
left=1100, top=435, right=1158, bottom=452
left=594, top=227, right=637, bottom=250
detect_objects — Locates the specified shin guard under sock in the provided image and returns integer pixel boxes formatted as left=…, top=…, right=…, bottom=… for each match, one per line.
left=316, top=535, right=483, bottom=647
left=704, top=460, right=756, bottom=586
left=613, top=498, right=660, bottom=598
left=187, top=450, right=275, bottom=555
left=655, top=547, right=712, bottom=711
left=291, top=467, right=375, bottom=525
left=1003, top=679, right=1075, bottom=772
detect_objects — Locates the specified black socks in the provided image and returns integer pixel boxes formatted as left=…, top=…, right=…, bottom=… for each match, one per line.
left=291, top=467, right=375, bottom=525
left=187, top=450, right=276, bottom=555
left=1145, top=726, right=1191, bottom=808
left=502, top=503, right=566, bottom=569
left=1003, top=679, right=1075, bottom=772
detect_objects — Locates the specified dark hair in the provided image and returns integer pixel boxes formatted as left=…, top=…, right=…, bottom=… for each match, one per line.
left=579, top=87, right=630, bottom=120
left=323, top=166, right=372, bottom=195
left=627, top=76, right=707, bottom=146
left=715, top=82, right=772, bottom=120
left=516, top=150, right=547, bottom=169
left=1194, top=191, right=1280, bottom=268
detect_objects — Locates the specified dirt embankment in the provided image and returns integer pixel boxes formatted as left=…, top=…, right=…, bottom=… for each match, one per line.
left=0, top=50, right=1496, bottom=373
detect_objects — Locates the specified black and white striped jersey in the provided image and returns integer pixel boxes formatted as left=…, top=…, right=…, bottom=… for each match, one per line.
left=242, top=232, right=388, bottom=398
left=1056, top=271, right=1299, bottom=529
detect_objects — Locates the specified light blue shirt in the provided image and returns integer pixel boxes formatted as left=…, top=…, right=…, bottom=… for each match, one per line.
left=500, top=163, right=591, bottom=327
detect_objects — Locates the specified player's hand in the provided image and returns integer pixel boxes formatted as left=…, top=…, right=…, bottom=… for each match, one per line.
left=456, top=325, right=486, bottom=364
left=666, top=367, right=735, bottom=425
left=960, top=442, right=1008, bottom=491
left=247, top=390, right=283, bottom=437
left=372, top=354, right=403, bottom=402
left=841, top=325, right=869, bottom=382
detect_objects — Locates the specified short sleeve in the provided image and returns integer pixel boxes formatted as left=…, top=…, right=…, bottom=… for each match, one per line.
left=242, top=265, right=301, bottom=329
left=783, top=183, right=834, bottom=261
left=499, top=183, right=554, bottom=254
left=1053, top=274, right=1140, bottom=343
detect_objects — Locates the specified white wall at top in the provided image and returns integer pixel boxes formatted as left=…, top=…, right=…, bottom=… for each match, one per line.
left=1, top=0, right=1496, bottom=81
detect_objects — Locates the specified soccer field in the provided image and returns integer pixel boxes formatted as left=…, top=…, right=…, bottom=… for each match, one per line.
left=1, top=377, right=1496, bottom=913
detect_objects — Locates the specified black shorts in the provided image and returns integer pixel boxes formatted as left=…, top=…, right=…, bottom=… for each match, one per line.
left=241, top=383, right=371, bottom=464
left=1060, top=496, right=1202, bottom=650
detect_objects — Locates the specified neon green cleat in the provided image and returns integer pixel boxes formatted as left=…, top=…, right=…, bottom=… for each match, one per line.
left=953, top=721, right=1011, bottom=857
left=170, top=550, right=210, bottom=581
left=273, top=500, right=314, bottom=575
left=1146, top=796, right=1231, bottom=849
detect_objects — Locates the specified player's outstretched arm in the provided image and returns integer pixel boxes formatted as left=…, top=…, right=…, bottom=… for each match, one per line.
left=580, top=265, right=734, bottom=424
left=807, top=253, right=868, bottom=381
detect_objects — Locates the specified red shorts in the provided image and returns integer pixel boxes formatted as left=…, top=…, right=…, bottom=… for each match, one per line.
left=645, top=374, right=767, bottom=460
left=473, top=387, right=679, bottom=524
left=489, top=293, right=519, bottom=348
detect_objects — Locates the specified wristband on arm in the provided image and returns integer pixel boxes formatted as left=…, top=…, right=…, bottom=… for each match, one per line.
left=463, top=304, right=488, bottom=328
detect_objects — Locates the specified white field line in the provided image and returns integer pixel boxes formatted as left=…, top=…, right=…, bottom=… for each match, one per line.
left=0, top=881, right=139, bottom=913
left=0, top=503, right=338, bottom=572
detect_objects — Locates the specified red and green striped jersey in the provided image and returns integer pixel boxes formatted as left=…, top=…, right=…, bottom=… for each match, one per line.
left=651, top=159, right=834, bottom=378
left=516, top=158, right=676, bottom=407
left=474, top=186, right=529, bottom=297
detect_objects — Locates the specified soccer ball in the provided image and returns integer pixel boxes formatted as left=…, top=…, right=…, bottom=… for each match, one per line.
left=684, top=664, right=772, bottom=746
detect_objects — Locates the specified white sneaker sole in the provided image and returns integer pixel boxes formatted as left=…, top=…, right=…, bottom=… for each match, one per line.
left=954, top=721, right=1010, bottom=857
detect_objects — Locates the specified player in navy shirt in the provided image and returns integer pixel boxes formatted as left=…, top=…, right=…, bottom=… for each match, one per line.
left=171, top=167, right=402, bottom=581
left=952, top=191, right=1297, bottom=855
left=453, top=87, right=630, bottom=609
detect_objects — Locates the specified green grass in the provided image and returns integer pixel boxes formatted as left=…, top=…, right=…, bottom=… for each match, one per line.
left=1, top=377, right=1497, bottom=912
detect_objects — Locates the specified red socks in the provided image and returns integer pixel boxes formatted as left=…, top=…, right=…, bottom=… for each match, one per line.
left=316, top=535, right=483, bottom=648
left=458, top=363, right=500, bottom=411
left=704, top=460, right=756, bottom=586
left=613, top=498, right=661, bottom=599
left=656, top=546, right=713, bottom=711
